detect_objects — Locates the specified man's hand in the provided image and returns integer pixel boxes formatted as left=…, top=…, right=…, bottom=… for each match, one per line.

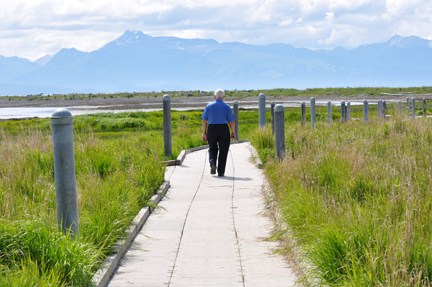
left=228, top=121, right=236, bottom=141
left=202, top=120, right=208, bottom=142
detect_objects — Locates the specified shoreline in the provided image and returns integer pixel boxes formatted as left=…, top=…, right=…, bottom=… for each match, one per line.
left=2, top=93, right=432, bottom=108
left=1, top=94, right=431, bottom=120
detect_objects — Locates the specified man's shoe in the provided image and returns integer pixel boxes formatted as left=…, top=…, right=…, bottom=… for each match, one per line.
left=218, top=174, right=224, bottom=177
left=210, top=165, right=216, bottom=174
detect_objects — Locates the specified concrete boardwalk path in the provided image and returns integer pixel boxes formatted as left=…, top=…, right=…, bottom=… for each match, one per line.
left=108, top=142, right=296, bottom=286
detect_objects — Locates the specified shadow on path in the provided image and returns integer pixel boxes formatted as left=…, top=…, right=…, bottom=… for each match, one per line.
left=212, top=176, right=253, bottom=181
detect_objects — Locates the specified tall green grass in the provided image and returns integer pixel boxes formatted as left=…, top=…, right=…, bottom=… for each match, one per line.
left=0, top=118, right=166, bottom=285
left=253, top=116, right=432, bottom=286
left=0, top=109, right=261, bottom=286
left=3, top=104, right=432, bottom=285
left=0, top=220, right=96, bottom=286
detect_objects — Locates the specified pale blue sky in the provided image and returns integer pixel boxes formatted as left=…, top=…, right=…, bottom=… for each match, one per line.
left=1, top=0, right=431, bottom=61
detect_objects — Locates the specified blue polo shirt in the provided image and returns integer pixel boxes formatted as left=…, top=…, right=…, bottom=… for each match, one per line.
left=201, top=100, right=235, bottom=124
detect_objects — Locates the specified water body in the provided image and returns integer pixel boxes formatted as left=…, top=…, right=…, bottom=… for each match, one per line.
left=0, top=107, right=88, bottom=119
left=0, top=100, right=381, bottom=120
left=0, top=107, right=203, bottom=119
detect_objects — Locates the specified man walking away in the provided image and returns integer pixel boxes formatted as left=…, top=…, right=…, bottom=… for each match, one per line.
left=202, top=89, right=236, bottom=177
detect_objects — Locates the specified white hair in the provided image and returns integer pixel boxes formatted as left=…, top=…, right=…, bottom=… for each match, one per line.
left=214, top=89, right=225, bottom=100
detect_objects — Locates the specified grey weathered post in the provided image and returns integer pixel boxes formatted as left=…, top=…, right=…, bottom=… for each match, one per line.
left=345, top=105, right=348, bottom=122
left=310, top=97, right=316, bottom=129
left=341, top=101, right=346, bottom=124
left=274, top=104, right=285, bottom=160
left=327, top=101, right=331, bottom=125
left=423, top=98, right=426, bottom=117
left=412, top=98, right=415, bottom=119
left=378, top=100, right=382, bottom=119
left=301, top=102, right=306, bottom=126
left=398, top=100, right=402, bottom=117
left=383, top=100, right=387, bottom=121
left=51, top=108, right=79, bottom=239
left=259, top=93, right=266, bottom=128
left=407, top=97, right=410, bottom=118
left=271, top=101, right=275, bottom=133
left=163, top=95, right=172, bottom=157
left=363, top=100, right=369, bottom=124
left=233, top=100, right=239, bottom=140
left=347, top=102, right=351, bottom=120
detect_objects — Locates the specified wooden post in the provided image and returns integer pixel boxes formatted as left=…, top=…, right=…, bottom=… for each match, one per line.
left=341, top=101, right=346, bottom=124
left=271, top=101, right=275, bottom=133
left=51, top=109, right=79, bottom=239
left=274, top=105, right=285, bottom=160
left=233, top=100, right=239, bottom=140
left=163, top=95, right=172, bottom=157
left=311, top=97, right=316, bottom=129
left=301, top=102, right=306, bottom=127
left=259, top=93, right=266, bottom=128
left=364, top=100, right=369, bottom=124
left=412, top=98, right=416, bottom=119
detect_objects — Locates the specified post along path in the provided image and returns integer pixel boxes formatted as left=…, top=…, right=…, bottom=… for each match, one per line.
left=107, top=142, right=296, bottom=286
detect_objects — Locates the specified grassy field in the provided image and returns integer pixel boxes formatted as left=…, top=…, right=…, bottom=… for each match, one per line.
left=0, top=118, right=166, bottom=285
left=250, top=112, right=432, bottom=286
left=0, top=109, right=262, bottom=286
left=2, top=102, right=432, bottom=286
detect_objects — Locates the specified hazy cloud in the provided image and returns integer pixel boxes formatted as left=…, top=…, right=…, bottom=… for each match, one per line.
left=0, top=0, right=431, bottom=60
left=325, top=12, right=334, bottom=20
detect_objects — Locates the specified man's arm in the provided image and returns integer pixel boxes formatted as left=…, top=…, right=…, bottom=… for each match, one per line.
left=202, top=120, right=208, bottom=142
left=229, top=121, right=236, bottom=140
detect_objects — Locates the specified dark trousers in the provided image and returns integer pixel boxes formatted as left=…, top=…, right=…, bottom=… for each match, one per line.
left=207, top=124, right=230, bottom=175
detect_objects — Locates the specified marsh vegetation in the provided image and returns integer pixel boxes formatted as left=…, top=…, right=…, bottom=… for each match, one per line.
left=1, top=101, right=432, bottom=286
left=251, top=110, right=432, bottom=286
left=0, top=109, right=260, bottom=286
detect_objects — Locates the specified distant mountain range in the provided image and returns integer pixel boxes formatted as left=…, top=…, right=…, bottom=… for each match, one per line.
left=1, top=30, right=431, bottom=95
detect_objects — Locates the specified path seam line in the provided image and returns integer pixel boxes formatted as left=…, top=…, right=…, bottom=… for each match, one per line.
left=167, top=151, right=207, bottom=286
left=230, top=149, right=246, bottom=287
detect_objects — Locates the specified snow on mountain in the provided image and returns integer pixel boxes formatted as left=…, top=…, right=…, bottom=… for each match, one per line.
left=387, top=35, right=432, bottom=48
left=114, top=30, right=151, bottom=45
left=35, top=54, right=53, bottom=66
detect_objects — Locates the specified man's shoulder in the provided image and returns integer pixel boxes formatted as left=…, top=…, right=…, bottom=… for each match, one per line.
left=207, top=100, right=231, bottom=110
left=216, top=100, right=230, bottom=107
left=221, top=101, right=232, bottom=109
left=206, top=100, right=218, bottom=106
